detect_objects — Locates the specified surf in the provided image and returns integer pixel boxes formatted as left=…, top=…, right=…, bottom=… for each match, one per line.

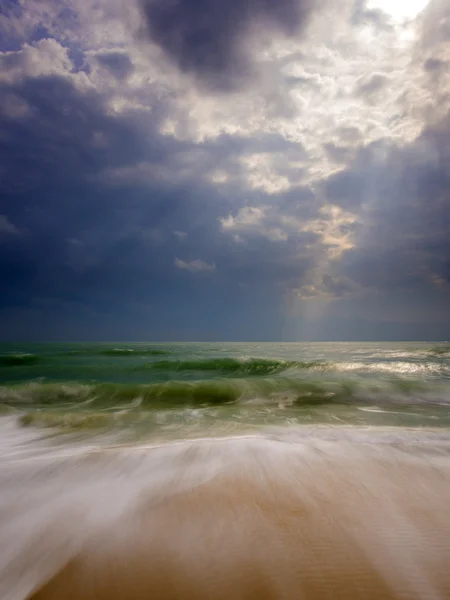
left=2, top=430, right=450, bottom=600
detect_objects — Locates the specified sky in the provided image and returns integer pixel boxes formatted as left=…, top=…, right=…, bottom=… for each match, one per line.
left=0, top=0, right=450, bottom=341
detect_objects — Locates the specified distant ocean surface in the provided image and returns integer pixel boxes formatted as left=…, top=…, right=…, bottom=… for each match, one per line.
left=2, top=341, right=450, bottom=440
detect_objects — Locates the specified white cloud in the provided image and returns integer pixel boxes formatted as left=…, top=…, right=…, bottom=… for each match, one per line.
left=220, top=206, right=289, bottom=242
left=367, top=0, right=430, bottom=22
left=1, top=0, right=440, bottom=163
left=0, top=0, right=139, bottom=51
left=174, top=258, right=216, bottom=273
left=221, top=207, right=266, bottom=230
left=149, top=2, right=436, bottom=192
left=297, top=204, right=358, bottom=259
left=2, top=0, right=437, bottom=191
left=0, top=38, right=91, bottom=89
left=238, top=153, right=293, bottom=194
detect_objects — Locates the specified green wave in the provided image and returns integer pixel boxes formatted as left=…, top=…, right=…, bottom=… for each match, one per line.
left=138, top=358, right=327, bottom=375
left=1, top=377, right=348, bottom=409
left=0, top=354, right=41, bottom=367
left=1, top=374, right=444, bottom=416
left=429, top=346, right=450, bottom=356
left=3, top=376, right=448, bottom=431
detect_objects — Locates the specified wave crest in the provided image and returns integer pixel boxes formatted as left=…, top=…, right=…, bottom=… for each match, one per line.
left=139, top=358, right=328, bottom=375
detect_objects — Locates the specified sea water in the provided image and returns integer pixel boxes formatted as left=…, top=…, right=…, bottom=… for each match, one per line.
left=2, top=342, right=450, bottom=598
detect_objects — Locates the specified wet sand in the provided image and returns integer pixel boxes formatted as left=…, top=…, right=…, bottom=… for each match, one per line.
left=1, top=429, right=449, bottom=599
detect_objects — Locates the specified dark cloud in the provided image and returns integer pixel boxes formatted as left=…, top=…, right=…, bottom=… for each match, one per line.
left=140, top=0, right=320, bottom=90
left=96, top=51, right=134, bottom=80
left=323, top=169, right=366, bottom=208
left=422, top=0, right=450, bottom=45
left=324, top=139, right=395, bottom=209
left=0, top=76, right=143, bottom=193
left=2, top=62, right=448, bottom=339
left=0, top=71, right=195, bottom=202
left=355, top=73, right=389, bottom=99
left=335, top=126, right=363, bottom=145
left=0, top=74, right=181, bottom=306
left=321, top=274, right=358, bottom=297
left=0, top=66, right=323, bottom=339
left=325, top=114, right=450, bottom=301
left=323, top=142, right=355, bottom=164
left=423, top=57, right=446, bottom=72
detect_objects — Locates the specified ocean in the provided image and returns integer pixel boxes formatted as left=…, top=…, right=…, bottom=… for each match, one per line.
left=2, top=341, right=450, bottom=438
left=3, top=341, right=450, bottom=599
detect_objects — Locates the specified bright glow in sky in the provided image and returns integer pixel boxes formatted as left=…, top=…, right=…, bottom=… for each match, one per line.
left=367, top=0, right=430, bottom=21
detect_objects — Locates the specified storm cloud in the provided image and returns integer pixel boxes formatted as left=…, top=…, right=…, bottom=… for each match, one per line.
left=140, top=0, right=321, bottom=89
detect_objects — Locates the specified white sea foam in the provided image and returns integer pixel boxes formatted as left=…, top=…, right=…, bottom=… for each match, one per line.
left=2, top=420, right=450, bottom=599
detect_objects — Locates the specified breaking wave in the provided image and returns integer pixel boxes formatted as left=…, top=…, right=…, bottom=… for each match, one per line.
left=429, top=345, right=450, bottom=356
left=1, top=375, right=448, bottom=413
left=139, top=358, right=328, bottom=375
left=0, top=378, right=340, bottom=408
